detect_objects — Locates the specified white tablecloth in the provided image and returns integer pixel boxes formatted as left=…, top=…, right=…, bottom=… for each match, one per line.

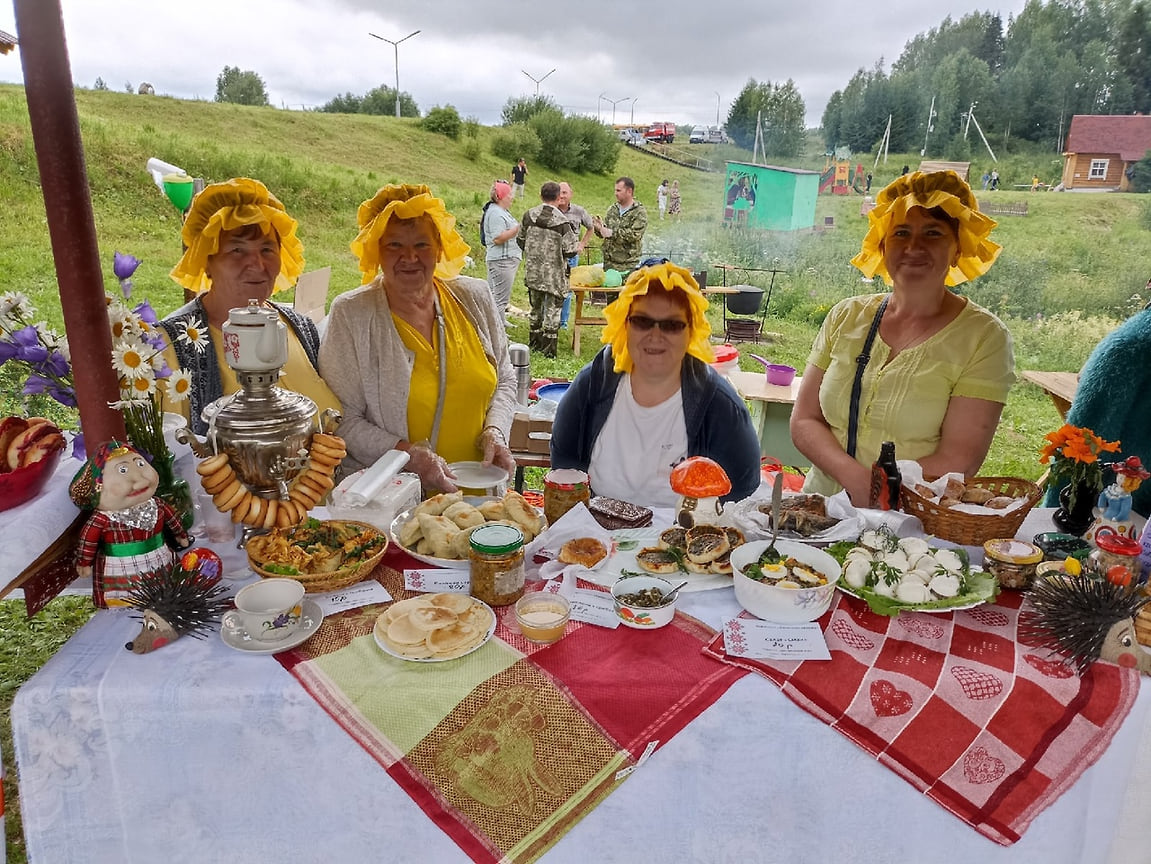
left=11, top=510, right=1151, bottom=864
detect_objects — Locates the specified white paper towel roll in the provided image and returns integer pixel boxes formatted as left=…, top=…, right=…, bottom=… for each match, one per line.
left=345, top=449, right=410, bottom=506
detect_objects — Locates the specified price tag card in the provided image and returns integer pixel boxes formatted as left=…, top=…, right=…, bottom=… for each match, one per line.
left=312, top=582, right=393, bottom=616
left=403, top=569, right=470, bottom=594
left=567, top=588, right=620, bottom=629
left=723, top=618, right=831, bottom=661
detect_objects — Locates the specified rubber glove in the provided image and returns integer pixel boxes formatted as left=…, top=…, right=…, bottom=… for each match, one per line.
left=479, top=427, right=517, bottom=476
left=405, top=442, right=458, bottom=494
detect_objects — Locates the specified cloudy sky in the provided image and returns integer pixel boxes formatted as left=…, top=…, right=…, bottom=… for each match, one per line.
left=1, top=0, right=1028, bottom=127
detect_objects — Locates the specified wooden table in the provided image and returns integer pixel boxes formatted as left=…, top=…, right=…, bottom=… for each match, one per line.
left=1021, top=370, right=1079, bottom=419
left=569, top=284, right=740, bottom=354
left=508, top=449, right=550, bottom=491
left=726, top=370, right=809, bottom=468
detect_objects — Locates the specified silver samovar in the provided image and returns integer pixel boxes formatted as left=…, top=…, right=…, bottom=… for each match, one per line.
left=178, top=300, right=339, bottom=499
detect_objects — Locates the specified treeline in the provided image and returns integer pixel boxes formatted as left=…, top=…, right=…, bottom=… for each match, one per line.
left=822, top=0, right=1151, bottom=157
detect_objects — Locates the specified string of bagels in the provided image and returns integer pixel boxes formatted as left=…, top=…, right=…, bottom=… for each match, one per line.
left=194, top=432, right=347, bottom=528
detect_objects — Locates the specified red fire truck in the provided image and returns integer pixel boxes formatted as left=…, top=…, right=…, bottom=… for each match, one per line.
left=643, top=122, right=676, bottom=143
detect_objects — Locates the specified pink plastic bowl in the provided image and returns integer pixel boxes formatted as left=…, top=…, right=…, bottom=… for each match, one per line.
left=766, top=364, right=796, bottom=386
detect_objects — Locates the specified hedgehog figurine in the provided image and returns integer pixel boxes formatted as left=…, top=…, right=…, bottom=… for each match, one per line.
left=124, top=548, right=231, bottom=654
left=1020, top=576, right=1151, bottom=676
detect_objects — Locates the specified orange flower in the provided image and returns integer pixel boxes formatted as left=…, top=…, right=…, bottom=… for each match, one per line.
left=1039, top=423, right=1122, bottom=499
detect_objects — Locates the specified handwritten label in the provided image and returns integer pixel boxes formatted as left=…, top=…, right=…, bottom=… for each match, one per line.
left=723, top=618, right=831, bottom=661
left=567, top=588, right=620, bottom=629
left=312, top=582, right=393, bottom=615
left=404, top=569, right=470, bottom=593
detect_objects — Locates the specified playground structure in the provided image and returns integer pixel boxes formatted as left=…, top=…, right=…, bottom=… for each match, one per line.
left=819, top=159, right=867, bottom=195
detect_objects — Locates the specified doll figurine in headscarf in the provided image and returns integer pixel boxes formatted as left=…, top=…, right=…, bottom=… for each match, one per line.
left=70, top=441, right=192, bottom=608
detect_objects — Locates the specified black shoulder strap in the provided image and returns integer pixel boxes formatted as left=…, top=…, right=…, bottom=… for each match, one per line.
left=846, top=295, right=889, bottom=459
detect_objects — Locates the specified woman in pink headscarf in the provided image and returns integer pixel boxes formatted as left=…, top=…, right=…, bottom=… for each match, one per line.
left=482, top=179, right=521, bottom=319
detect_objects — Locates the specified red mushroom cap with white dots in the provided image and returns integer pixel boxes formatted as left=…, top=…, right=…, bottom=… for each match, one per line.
left=669, top=456, right=732, bottom=498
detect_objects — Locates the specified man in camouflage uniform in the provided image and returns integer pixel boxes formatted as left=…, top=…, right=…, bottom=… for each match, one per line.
left=591, top=176, right=648, bottom=275
left=518, top=181, right=578, bottom=357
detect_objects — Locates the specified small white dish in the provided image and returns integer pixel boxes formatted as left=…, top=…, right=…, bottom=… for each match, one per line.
left=220, top=598, right=324, bottom=654
left=448, top=461, right=508, bottom=491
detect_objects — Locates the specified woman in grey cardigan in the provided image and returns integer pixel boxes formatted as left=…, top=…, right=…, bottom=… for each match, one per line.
left=319, top=184, right=517, bottom=493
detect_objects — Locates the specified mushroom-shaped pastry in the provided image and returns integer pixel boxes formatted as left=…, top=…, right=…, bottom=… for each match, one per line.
left=670, top=457, right=732, bottom=528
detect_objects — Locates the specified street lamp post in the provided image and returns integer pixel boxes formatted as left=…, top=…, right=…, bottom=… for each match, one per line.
left=521, top=68, right=556, bottom=97
left=369, top=29, right=421, bottom=118
left=602, top=94, right=630, bottom=126
left=630, top=98, right=637, bottom=126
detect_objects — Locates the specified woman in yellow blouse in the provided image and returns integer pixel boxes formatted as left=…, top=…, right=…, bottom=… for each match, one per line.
left=790, top=170, right=1014, bottom=504
left=319, top=184, right=517, bottom=492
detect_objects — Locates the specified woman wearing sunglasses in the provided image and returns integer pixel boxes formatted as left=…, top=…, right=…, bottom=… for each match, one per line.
left=550, top=261, right=761, bottom=507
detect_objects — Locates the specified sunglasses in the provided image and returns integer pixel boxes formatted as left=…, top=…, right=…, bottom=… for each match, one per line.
left=627, top=314, right=689, bottom=334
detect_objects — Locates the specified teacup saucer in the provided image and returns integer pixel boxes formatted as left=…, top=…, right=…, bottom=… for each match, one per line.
left=220, top=599, right=324, bottom=654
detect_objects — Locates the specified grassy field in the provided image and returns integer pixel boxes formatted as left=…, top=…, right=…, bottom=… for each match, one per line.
left=2, top=85, right=1149, bottom=862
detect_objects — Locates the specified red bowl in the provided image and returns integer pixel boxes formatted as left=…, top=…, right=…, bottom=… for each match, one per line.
left=0, top=448, right=63, bottom=512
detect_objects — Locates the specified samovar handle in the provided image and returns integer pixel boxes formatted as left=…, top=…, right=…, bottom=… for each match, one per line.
left=174, top=426, right=215, bottom=459
left=318, top=409, right=342, bottom=435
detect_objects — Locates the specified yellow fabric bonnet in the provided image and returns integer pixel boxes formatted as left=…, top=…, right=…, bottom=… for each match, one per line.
left=601, top=261, right=716, bottom=373
left=851, top=170, right=1000, bottom=287
left=350, top=184, right=470, bottom=284
left=169, top=178, right=304, bottom=294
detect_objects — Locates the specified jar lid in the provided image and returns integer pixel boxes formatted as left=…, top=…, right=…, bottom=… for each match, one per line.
left=712, top=344, right=739, bottom=363
left=983, top=538, right=1043, bottom=565
left=470, top=523, right=524, bottom=554
left=1095, top=531, right=1142, bottom=556
left=545, top=468, right=589, bottom=488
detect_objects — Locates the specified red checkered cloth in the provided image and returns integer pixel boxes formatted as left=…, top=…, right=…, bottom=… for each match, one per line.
left=703, top=590, right=1140, bottom=846
left=276, top=547, right=745, bottom=864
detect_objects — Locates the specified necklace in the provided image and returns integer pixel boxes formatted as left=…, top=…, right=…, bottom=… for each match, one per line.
left=883, top=314, right=939, bottom=357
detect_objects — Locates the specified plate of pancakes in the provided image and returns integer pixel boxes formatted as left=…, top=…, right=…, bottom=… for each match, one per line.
left=577, top=524, right=747, bottom=593
left=373, top=592, right=497, bottom=662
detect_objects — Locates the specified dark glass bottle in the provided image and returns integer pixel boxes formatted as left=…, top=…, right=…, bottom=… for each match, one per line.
left=870, top=441, right=901, bottom=511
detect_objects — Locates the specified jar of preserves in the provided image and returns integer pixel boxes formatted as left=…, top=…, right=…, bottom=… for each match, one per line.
left=469, top=523, right=526, bottom=606
left=983, top=539, right=1043, bottom=590
left=1088, top=528, right=1142, bottom=590
left=543, top=468, right=590, bottom=526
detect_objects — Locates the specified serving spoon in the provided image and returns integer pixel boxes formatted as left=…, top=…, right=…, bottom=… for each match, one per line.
left=662, top=580, right=690, bottom=602
left=766, top=474, right=784, bottom=560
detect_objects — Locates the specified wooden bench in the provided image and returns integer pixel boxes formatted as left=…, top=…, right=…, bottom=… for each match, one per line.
left=978, top=199, right=1029, bottom=217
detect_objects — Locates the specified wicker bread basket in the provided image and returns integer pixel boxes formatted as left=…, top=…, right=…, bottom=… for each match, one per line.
left=247, top=519, right=389, bottom=593
left=898, top=476, right=1043, bottom=546
left=1135, top=591, right=1151, bottom=648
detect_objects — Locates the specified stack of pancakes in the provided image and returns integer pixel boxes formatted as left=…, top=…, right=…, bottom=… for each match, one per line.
left=375, top=593, right=494, bottom=660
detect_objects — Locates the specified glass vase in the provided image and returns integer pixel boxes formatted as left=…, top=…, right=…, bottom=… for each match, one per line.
left=154, top=452, right=195, bottom=532
left=1053, top=482, right=1098, bottom=537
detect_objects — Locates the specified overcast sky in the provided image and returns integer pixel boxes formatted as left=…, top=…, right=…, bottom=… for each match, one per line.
left=1, top=0, right=1029, bottom=127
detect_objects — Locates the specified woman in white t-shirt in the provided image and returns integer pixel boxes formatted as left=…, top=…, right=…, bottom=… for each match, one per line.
left=550, top=261, right=761, bottom=508
left=482, top=179, right=521, bottom=318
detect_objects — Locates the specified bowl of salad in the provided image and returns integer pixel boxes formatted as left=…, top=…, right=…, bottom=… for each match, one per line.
left=730, top=539, right=841, bottom=622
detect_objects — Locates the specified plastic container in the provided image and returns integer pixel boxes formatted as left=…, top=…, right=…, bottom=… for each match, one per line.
left=469, top=523, right=526, bottom=606
left=983, top=539, right=1043, bottom=590
left=766, top=364, right=796, bottom=386
left=535, top=382, right=570, bottom=404
left=1033, top=532, right=1091, bottom=563
left=1089, top=528, right=1143, bottom=589
left=709, top=344, right=740, bottom=377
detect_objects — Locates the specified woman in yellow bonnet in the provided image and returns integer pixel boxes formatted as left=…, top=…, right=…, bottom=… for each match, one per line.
left=790, top=170, right=1014, bottom=504
left=319, top=184, right=517, bottom=492
left=550, top=260, right=760, bottom=507
left=159, top=178, right=339, bottom=435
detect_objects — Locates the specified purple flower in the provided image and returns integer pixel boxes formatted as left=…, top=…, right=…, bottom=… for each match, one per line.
left=133, top=300, right=158, bottom=325
left=50, top=385, right=76, bottom=407
left=71, top=432, right=86, bottom=460
left=22, top=373, right=50, bottom=395
left=154, top=360, right=172, bottom=378
left=0, top=341, right=16, bottom=362
left=43, top=350, right=70, bottom=377
left=12, top=326, right=48, bottom=363
left=114, top=251, right=142, bottom=282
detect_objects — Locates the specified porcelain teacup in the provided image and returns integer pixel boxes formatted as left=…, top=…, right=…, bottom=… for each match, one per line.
left=222, top=578, right=305, bottom=642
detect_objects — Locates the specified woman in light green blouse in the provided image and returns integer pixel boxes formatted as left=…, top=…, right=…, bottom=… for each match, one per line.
left=790, top=171, right=1015, bottom=504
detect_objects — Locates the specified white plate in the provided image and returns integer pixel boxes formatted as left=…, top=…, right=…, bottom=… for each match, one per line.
left=835, top=569, right=993, bottom=614
left=389, top=495, right=498, bottom=570
left=578, top=526, right=735, bottom=593
left=220, top=599, right=325, bottom=654
left=372, top=598, right=497, bottom=662
left=448, top=461, right=508, bottom=490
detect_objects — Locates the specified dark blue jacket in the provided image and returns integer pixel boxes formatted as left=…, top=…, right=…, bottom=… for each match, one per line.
left=550, top=347, right=762, bottom=502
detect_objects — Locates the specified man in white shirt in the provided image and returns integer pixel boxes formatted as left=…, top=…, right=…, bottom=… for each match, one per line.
left=656, top=180, right=669, bottom=219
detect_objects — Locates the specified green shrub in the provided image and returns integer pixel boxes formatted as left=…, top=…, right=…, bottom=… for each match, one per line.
left=461, top=137, right=481, bottom=161
left=421, top=104, right=462, bottom=140
left=491, top=123, right=541, bottom=163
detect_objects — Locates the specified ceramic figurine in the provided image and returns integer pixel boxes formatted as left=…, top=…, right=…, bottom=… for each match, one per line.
left=70, top=441, right=192, bottom=608
left=1021, top=575, right=1151, bottom=675
left=124, top=548, right=230, bottom=654
left=1089, top=456, right=1149, bottom=543
left=669, top=456, right=732, bottom=528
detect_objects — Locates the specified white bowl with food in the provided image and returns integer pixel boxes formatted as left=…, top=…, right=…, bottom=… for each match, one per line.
left=610, top=574, right=678, bottom=629
left=730, top=539, right=841, bottom=623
